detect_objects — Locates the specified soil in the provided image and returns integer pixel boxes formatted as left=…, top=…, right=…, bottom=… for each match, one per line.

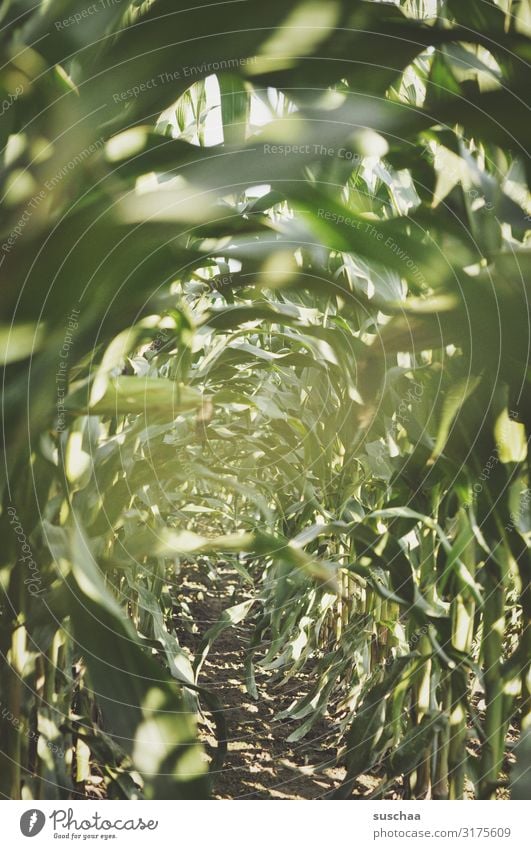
left=173, top=563, right=382, bottom=800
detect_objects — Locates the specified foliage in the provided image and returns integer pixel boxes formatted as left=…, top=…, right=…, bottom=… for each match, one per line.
left=1, top=0, right=529, bottom=799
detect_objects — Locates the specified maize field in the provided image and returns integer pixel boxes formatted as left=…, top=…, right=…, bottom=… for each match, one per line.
left=0, top=0, right=530, bottom=802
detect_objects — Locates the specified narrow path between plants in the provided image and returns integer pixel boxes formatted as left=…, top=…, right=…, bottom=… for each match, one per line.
left=175, top=564, right=381, bottom=800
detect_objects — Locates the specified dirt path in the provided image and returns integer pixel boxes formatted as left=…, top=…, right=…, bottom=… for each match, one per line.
left=174, top=563, right=356, bottom=799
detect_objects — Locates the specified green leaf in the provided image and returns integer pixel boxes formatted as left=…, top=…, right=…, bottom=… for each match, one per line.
left=66, top=376, right=203, bottom=417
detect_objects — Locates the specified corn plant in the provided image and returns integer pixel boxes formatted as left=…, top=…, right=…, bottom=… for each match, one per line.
left=1, top=0, right=529, bottom=800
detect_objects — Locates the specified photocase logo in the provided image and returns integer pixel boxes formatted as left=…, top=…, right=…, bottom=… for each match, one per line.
left=20, top=810, right=46, bottom=837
